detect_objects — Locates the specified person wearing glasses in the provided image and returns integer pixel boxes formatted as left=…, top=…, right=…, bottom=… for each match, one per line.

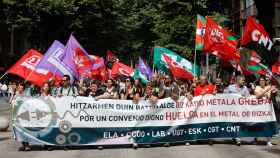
left=120, top=77, right=141, bottom=101
left=57, top=75, right=78, bottom=97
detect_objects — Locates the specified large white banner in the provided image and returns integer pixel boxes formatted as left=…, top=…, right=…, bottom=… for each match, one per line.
left=12, top=94, right=278, bottom=145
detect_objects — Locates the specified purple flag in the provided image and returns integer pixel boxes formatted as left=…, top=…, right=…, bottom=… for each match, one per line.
left=138, top=57, right=153, bottom=80
left=36, top=40, right=75, bottom=81
left=62, top=34, right=92, bottom=80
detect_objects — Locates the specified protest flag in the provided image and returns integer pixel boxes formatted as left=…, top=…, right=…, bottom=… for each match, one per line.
left=138, top=57, right=152, bottom=80
left=89, top=55, right=105, bottom=70
left=163, top=54, right=194, bottom=80
left=272, top=61, right=280, bottom=75
left=153, top=47, right=199, bottom=76
left=203, top=17, right=240, bottom=62
left=241, top=16, right=278, bottom=66
left=89, top=55, right=108, bottom=80
left=36, top=40, right=76, bottom=81
left=239, top=48, right=267, bottom=76
left=241, top=16, right=273, bottom=51
left=62, top=34, right=93, bottom=80
left=133, top=69, right=149, bottom=85
left=195, top=14, right=207, bottom=50
left=111, top=62, right=134, bottom=77
left=7, top=49, right=53, bottom=86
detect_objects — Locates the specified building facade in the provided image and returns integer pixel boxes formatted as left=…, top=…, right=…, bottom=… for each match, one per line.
left=230, top=0, right=280, bottom=41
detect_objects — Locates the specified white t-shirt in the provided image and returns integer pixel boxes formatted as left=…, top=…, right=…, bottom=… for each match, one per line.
left=1, top=84, right=8, bottom=92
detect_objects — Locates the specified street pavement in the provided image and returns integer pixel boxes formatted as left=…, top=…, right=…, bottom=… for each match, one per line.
left=0, top=97, right=280, bottom=158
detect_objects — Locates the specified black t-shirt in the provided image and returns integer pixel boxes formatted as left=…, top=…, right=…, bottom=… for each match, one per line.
left=120, top=87, right=140, bottom=100
left=215, top=84, right=225, bottom=93
left=87, top=89, right=103, bottom=97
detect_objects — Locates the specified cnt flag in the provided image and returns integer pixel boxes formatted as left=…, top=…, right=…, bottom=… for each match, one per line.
left=241, top=16, right=273, bottom=51
left=62, top=34, right=93, bottom=80
left=8, top=49, right=53, bottom=86
left=203, top=17, right=239, bottom=62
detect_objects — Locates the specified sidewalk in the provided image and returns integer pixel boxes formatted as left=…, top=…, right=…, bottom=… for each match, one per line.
left=272, top=134, right=280, bottom=151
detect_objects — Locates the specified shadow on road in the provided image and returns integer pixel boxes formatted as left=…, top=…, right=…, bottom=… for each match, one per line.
left=20, top=140, right=272, bottom=152
left=0, top=136, right=10, bottom=141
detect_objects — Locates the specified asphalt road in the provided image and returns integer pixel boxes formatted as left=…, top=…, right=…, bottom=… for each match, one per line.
left=0, top=97, right=280, bottom=158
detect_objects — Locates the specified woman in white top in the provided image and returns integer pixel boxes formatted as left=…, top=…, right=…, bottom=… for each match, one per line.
left=40, top=82, right=51, bottom=97
left=254, top=77, right=278, bottom=147
left=9, top=82, right=25, bottom=105
left=10, top=82, right=32, bottom=151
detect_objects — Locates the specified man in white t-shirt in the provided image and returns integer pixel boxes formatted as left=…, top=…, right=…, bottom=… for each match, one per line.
left=1, top=83, right=8, bottom=97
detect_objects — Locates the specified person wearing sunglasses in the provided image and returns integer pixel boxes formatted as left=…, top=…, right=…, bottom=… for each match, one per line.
left=57, top=75, right=78, bottom=97
left=120, top=78, right=140, bottom=101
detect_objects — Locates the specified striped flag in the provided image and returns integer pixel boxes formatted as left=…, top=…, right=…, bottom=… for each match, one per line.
left=195, top=14, right=206, bottom=50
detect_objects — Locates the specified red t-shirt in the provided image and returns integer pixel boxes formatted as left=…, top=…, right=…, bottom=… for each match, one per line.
left=194, top=84, right=215, bottom=96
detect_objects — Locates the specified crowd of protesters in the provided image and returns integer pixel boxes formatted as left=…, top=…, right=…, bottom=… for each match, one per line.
left=1, top=73, right=280, bottom=117
left=1, top=73, right=280, bottom=150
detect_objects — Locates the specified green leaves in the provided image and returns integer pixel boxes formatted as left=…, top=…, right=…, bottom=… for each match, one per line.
left=0, top=0, right=231, bottom=60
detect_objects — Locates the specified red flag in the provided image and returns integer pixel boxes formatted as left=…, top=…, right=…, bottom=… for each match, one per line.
left=91, top=67, right=108, bottom=81
left=89, top=55, right=108, bottom=80
left=272, top=61, right=280, bottom=74
left=74, top=47, right=94, bottom=78
left=203, top=17, right=240, bottom=62
left=163, top=54, right=193, bottom=80
left=99, top=67, right=109, bottom=81
left=111, top=62, right=134, bottom=77
left=241, top=16, right=273, bottom=50
left=7, top=49, right=53, bottom=86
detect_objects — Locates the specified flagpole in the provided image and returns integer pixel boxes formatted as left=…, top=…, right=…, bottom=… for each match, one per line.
left=23, top=68, right=36, bottom=84
left=194, top=48, right=197, bottom=76
left=206, top=53, right=209, bottom=79
left=0, top=71, right=8, bottom=82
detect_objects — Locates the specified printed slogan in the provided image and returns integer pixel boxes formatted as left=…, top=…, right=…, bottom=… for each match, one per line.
left=12, top=94, right=278, bottom=145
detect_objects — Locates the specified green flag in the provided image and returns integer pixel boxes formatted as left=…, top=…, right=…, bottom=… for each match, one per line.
left=133, top=69, right=149, bottom=85
left=195, top=14, right=206, bottom=50
left=153, top=47, right=200, bottom=76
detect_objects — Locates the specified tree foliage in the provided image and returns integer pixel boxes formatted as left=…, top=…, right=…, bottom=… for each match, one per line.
left=0, top=0, right=231, bottom=61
